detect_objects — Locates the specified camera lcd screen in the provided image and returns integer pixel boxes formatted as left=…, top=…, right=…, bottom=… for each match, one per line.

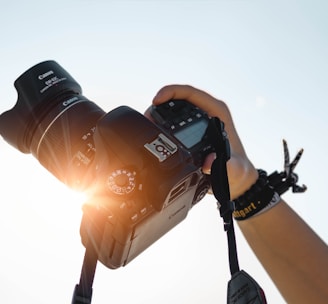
left=174, top=119, right=208, bottom=148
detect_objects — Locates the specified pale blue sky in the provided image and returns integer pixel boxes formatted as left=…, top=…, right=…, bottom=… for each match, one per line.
left=0, top=1, right=327, bottom=303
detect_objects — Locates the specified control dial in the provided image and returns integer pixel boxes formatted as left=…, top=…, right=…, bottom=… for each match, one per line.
left=107, top=169, right=136, bottom=195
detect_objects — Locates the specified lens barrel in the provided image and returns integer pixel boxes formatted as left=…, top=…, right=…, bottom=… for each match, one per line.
left=0, top=61, right=105, bottom=189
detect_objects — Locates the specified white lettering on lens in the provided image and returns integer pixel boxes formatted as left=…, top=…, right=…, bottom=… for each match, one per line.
left=38, top=70, right=54, bottom=80
left=63, top=96, right=79, bottom=106
left=39, top=76, right=67, bottom=93
left=45, top=76, right=59, bottom=86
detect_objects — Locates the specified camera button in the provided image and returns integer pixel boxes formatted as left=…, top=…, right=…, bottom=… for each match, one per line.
left=140, top=207, right=147, bottom=215
left=119, top=202, right=127, bottom=209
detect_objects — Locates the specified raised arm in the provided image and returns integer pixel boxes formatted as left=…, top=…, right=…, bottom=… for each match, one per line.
left=152, top=85, right=328, bottom=304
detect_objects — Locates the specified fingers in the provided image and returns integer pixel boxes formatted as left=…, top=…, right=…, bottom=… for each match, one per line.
left=202, top=152, right=216, bottom=174
left=153, top=85, right=246, bottom=156
left=151, top=84, right=258, bottom=198
left=153, top=85, right=231, bottom=120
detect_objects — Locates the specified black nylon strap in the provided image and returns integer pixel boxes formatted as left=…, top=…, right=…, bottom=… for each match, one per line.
left=72, top=242, right=97, bottom=304
left=72, top=241, right=98, bottom=304
left=207, top=118, right=267, bottom=304
left=72, top=205, right=106, bottom=304
left=207, top=118, right=240, bottom=275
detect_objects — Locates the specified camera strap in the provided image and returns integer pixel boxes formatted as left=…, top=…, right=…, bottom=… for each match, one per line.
left=207, top=118, right=267, bottom=304
left=71, top=116, right=268, bottom=304
left=72, top=242, right=97, bottom=304
left=71, top=212, right=102, bottom=304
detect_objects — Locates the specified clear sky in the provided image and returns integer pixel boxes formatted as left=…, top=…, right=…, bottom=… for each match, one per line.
left=0, top=1, right=327, bottom=303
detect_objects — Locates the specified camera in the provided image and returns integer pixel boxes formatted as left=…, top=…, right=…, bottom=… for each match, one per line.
left=0, top=61, right=226, bottom=269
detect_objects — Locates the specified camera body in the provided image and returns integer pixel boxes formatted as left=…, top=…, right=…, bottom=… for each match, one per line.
left=0, top=61, right=224, bottom=269
left=80, top=102, right=213, bottom=268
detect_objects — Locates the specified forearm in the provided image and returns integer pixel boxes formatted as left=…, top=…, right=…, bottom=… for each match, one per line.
left=237, top=200, right=328, bottom=304
left=151, top=85, right=328, bottom=303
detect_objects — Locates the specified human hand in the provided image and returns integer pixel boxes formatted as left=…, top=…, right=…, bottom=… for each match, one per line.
left=150, top=85, right=258, bottom=199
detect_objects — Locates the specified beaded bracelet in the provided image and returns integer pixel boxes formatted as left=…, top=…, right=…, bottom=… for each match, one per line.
left=233, top=140, right=307, bottom=221
left=233, top=170, right=281, bottom=220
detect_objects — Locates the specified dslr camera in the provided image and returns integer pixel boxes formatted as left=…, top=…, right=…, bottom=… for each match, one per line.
left=0, top=61, right=228, bottom=269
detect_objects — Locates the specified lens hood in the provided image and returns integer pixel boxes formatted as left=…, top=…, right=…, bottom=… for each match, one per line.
left=0, top=60, right=82, bottom=153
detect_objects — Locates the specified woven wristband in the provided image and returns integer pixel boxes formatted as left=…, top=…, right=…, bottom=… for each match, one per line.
left=233, top=170, right=281, bottom=221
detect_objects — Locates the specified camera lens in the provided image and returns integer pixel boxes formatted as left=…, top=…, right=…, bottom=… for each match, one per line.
left=0, top=61, right=105, bottom=189
left=29, top=95, right=105, bottom=189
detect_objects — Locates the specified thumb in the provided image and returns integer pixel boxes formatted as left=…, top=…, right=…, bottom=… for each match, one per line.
left=202, top=153, right=216, bottom=174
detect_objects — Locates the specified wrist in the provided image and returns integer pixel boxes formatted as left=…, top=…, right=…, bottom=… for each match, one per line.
left=233, top=169, right=281, bottom=221
left=230, top=163, right=259, bottom=200
left=231, top=140, right=306, bottom=221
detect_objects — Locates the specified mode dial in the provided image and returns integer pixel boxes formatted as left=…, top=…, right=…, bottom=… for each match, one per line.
left=107, top=169, right=136, bottom=195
